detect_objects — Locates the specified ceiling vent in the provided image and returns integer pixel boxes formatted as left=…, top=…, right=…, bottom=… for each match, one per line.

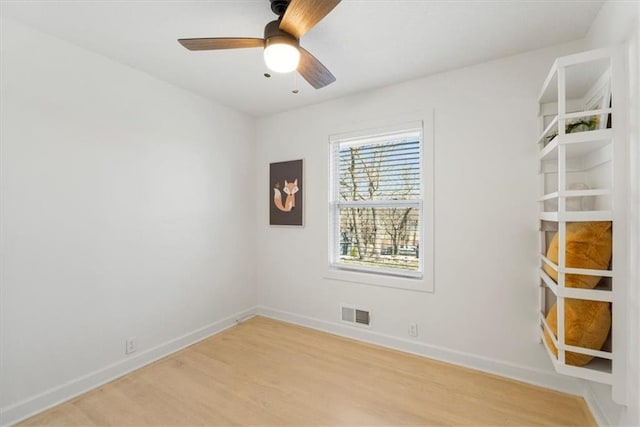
left=341, top=305, right=370, bottom=327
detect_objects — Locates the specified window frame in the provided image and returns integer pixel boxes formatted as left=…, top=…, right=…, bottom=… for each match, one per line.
left=327, top=118, right=434, bottom=292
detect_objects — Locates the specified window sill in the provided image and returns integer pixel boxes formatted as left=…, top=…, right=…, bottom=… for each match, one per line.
left=323, top=266, right=433, bottom=293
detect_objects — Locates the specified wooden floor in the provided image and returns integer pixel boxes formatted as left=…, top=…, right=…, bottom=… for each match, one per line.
left=20, top=316, right=596, bottom=426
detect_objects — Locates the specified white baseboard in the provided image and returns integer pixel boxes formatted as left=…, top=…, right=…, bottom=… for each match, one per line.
left=0, top=306, right=258, bottom=427
left=583, top=384, right=611, bottom=427
left=256, top=305, right=583, bottom=396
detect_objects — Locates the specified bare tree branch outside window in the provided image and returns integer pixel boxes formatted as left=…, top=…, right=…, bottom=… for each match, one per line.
left=335, top=137, right=421, bottom=272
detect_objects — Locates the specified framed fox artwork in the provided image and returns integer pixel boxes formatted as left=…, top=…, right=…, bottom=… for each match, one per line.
left=269, top=159, right=303, bottom=226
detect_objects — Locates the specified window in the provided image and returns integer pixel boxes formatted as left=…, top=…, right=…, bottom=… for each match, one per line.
left=329, top=123, right=423, bottom=278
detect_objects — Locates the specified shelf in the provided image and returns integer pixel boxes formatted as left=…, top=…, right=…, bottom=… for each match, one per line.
left=539, top=327, right=612, bottom=384
left=539, top=128, right=613, bottom=160
left=538, top=189, right=611, bottom=202
left=539, top=210, right=612, bottom=222
left=539, top=269, right=613, bottom=302
left=537, top=109, right=612, bottom=144
left=538, top=48, right=612, bottom=104
left=557, top=359, right=613, bottom=384
left=539, top=312, right=613, bottom=360
left=536, top=48, right=626, bottom=401
left=540, top=255, right=613, bottom=278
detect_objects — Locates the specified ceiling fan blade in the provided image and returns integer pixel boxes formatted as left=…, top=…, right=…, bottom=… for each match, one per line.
left=178, top=38, right=265, bottom=51
left=298, top=47, right=335, bottom=89
left=279, top=0, right=341, bottom=39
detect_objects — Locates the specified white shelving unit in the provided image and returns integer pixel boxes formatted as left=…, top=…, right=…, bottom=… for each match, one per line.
left=537, top=47, right=628, bottom=404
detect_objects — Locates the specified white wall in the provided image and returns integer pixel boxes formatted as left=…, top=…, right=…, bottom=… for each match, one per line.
left=632, top=10, right=640, bottom=421
left=254, top=41, right=587, bottom=392
left=0, top=19, right=257, bottom=424
left=631, top=6, right=640, bottom=422
left=581, top=1, right=640, bottom=425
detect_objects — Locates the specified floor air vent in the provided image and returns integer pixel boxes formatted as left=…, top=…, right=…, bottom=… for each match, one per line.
left=341, top=305, right=370, bottom=327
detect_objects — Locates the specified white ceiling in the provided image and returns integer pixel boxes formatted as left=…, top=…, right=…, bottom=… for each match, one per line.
left=1, top=0, right=604, bottom=117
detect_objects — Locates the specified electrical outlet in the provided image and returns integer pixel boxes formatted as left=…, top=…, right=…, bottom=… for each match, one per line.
left=126, top=336, right=137, bottom=355
left=408, top=323, right=418, bottom=337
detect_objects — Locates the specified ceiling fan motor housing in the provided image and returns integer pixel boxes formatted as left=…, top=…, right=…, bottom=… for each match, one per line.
left=264, top=19, right=299, bottom=48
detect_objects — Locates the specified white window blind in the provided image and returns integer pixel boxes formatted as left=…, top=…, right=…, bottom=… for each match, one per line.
left=329, top=124, right=423, bottom=277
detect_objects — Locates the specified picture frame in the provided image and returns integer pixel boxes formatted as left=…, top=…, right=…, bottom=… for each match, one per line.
left=269, top=159, right=303, bottom=226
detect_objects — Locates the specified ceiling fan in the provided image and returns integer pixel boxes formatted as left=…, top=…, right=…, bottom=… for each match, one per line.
left=178, top=0, right=340, bottom=90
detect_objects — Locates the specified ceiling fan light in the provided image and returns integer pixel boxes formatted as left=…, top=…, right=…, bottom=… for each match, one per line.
left=264, top=42, right=300, bottom=73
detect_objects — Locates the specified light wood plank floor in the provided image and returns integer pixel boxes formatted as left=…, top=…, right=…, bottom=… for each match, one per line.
left=20, top=316, right=596, bottom=426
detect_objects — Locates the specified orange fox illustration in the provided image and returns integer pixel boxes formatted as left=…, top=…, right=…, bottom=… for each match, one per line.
left=273, top=179, right=299, bottom=212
